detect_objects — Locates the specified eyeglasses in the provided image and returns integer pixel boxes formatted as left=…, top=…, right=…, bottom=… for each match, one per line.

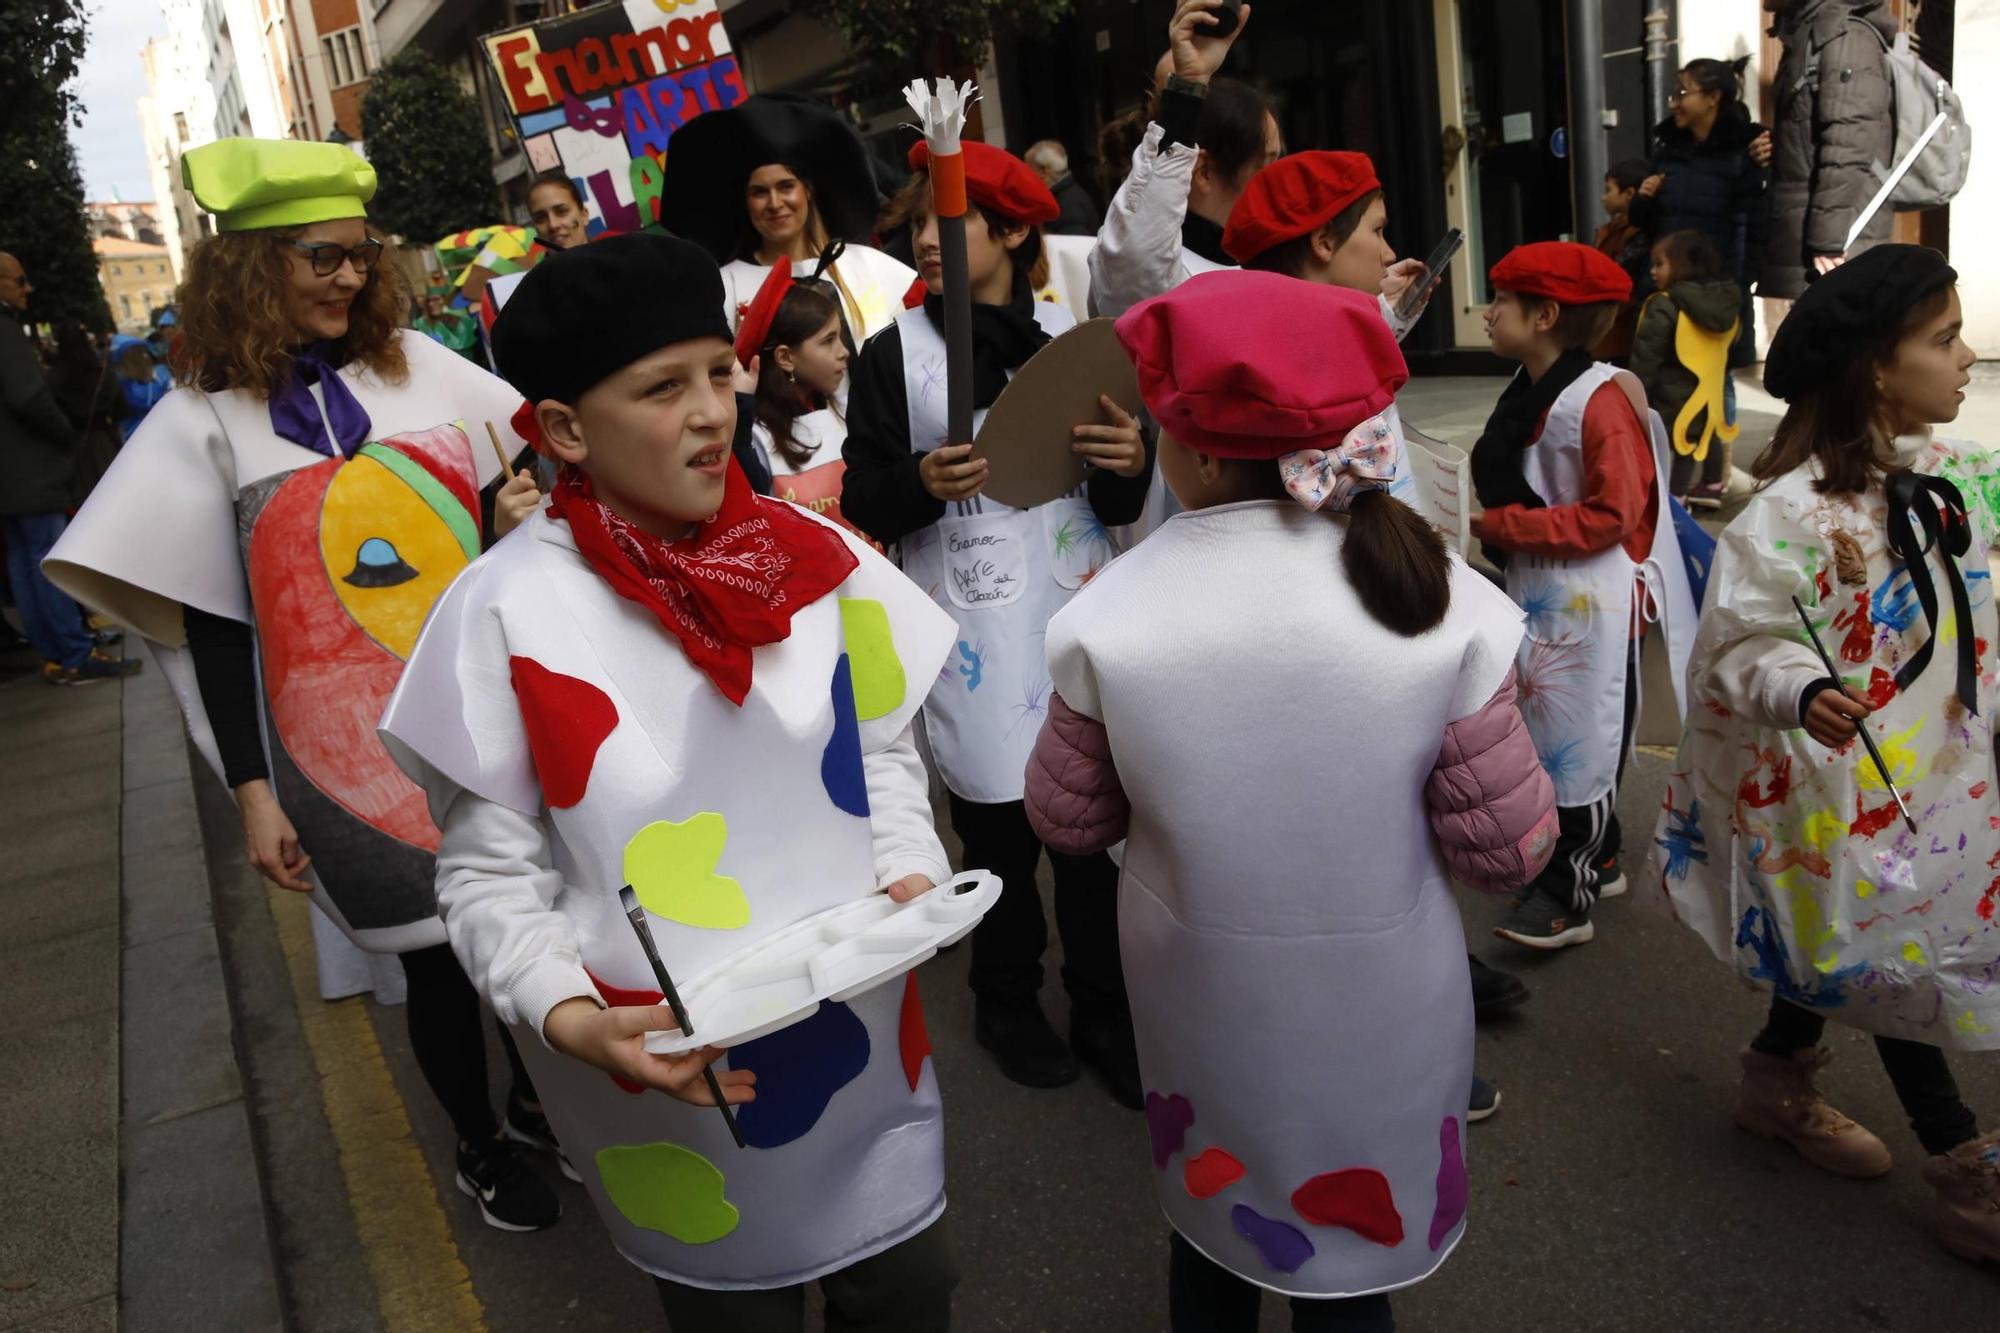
left=1669, top=87, right=1702, bottom=103
left=285, top=238, right=384, bottom=277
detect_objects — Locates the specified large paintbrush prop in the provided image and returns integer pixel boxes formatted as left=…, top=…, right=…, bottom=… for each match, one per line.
left=1791, top=596, right=1917, bottom=835
left=904, top=76, right=979, bottom=447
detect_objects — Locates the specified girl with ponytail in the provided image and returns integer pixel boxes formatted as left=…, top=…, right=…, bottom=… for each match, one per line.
left=1024, top=271, right=1556, bottom=1331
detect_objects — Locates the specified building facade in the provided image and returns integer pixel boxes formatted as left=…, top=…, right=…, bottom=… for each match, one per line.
left=96, top=238, right=179, bottom=333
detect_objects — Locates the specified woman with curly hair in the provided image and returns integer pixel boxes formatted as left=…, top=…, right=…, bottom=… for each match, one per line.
left=45, top=139, right=564, bottom=1233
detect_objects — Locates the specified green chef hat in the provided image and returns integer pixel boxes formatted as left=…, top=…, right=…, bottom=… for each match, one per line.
left=181, top=139, right=378, bottom=232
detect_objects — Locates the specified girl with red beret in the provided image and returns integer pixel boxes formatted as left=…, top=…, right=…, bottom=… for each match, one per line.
left=842, top=139, right=1155, bottom=1106
left=1025, top=271, right=1556, bottom=1331
left=1471, top=241, right=1699, bottom=952
left=1650, top=245, right=2000, bottom=1260
left=1089, top=0, right=1281, bottom=320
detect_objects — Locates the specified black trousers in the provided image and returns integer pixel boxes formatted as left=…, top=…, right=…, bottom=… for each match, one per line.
left=1752, top=996, right=1980, bottom=1156
left=1168, top=1232, right=1395, bottom=1333
left=946, top=793, right=1127, bottom=1024
left=655, top=1219, right=958, bottom=1333
left=1522, top=638, right=1640, bottom=913
left=399, top=943, right=534, bottom=1145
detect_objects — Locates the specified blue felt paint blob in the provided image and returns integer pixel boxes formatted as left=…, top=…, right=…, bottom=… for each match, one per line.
left=1231, top=1204, right=1315, bottom=1275
left=820, top=654, right=869, bottom=818
left=725, top=1000, right=870, bottom=1149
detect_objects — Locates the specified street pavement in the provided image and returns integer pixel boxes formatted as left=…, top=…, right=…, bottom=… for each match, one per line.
left=11, top=368, right=2000, bottom=1331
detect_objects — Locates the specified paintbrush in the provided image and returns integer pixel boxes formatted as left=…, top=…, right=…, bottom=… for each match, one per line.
left=1791, top=596, right=1918, bottom=835
left=617, top=886, right=746, bottom=1149
left=484, top=420, right=515, bottom=476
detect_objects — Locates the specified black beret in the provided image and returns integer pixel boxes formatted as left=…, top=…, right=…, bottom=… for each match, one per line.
left=1763, top=244, right=1957, bottom=401
left=491, top=233, right=732, bottom=405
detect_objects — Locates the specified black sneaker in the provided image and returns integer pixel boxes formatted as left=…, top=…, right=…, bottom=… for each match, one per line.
left=502, top=1094, right=582, bottom=1183
left=1595, top=851, right=1627, bottom=899
left=455, top=1138, right=561, bottom=1232
left=1071, top=1016, right=1144, bottom=1111
left=1494, top=893, right=1594, bottom=951
left=1469, top=1076, right=1501, bottom=1122
left=1469, top=954, right=1529, bottom=1018
left=974, top=999, right=1079, bottom=1089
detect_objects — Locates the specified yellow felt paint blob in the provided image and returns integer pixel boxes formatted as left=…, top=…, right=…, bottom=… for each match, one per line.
left=623, top=813, right=750, bottom=930
left=596, top=1142, right=740, bottom=1243
left=838, top=598, right=906, bottom=721
left=1902, top=940, right=1928, bottom=966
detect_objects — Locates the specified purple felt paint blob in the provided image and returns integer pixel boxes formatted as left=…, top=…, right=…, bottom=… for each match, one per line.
left=1429, top=1115, right=1468, bottom=1250
left=1231, top=1204, right=1315, bottom=1275
left=1145, top=1092, right=1195, bottom=1169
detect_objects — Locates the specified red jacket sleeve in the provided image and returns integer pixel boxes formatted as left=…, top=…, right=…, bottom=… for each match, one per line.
left=1474, top=383, right=1657, bottom=562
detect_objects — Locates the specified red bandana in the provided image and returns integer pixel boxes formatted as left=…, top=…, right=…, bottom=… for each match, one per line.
left=548, top=459, right=858, bottom=704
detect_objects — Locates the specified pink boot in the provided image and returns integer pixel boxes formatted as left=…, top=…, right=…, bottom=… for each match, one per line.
left=1921, top=1131, right=2000, bottom=1264
left=1734, top=1046, right=1893, bottom=1179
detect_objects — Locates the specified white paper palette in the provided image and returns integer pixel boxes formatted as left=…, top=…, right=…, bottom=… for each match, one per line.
left=641, top=871, right=1002, bottom=1054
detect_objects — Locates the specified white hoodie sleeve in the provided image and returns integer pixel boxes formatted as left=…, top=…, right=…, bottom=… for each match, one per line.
left=1088, top=122, right=1197, bottom=319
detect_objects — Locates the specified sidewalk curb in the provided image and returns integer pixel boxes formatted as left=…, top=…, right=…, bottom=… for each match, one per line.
left=118, top=664, right=284, bottom=1331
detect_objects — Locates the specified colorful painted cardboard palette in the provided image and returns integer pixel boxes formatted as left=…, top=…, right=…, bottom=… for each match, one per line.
left=973, top=318, right=1144, bottom=510
left=641, top=870, right=1001, bottom=1055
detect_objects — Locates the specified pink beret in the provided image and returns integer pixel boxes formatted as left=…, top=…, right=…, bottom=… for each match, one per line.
left=1222, top=151, right=1382, bottom=264
left=1488, top=240, right=1633, bottom=305
left=1113, top=270, right=1408, bottom=460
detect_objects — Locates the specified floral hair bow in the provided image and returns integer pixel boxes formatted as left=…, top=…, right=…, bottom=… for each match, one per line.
left=1277, top=415, right=1398, bottom=513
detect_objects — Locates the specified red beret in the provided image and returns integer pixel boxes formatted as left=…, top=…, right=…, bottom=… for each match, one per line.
left=1222, top=151, right=1382, bottom=263
left=733, top=259, right=792, bottom=365
left=908, top=140, right=1060, bottom=227
left=1113, top=271, right=1407, bottom=461
left=1488, top=241, right=1632, bottom=305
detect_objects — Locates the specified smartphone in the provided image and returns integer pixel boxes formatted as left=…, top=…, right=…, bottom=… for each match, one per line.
left=1394, top=227, right=1465, bottom=323
left=1205, top=0, right=1243, bottom=38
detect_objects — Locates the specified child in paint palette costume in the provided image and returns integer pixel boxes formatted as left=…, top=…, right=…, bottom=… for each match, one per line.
left=379, top=235, right=965, bottom=1323
left=40, top=139, right=568, bottom=1232
left=1470, top=241, right=1698, bottom=952
left=842, top=140, right=1153, bottom=1102
left=1649, top=245, right=2000, bottom=1261
left=1026, top=272, right=1557, bottom=1329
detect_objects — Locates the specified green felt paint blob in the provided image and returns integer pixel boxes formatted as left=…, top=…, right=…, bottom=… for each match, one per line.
left=595, top=1141, right=740, bottom=1243
left=623, top=813, right=750, bottom=930
left=838, top=598, right=906, bottom=721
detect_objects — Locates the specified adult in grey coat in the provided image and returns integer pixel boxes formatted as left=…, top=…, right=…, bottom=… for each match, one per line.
left=1761, top=0, right=1898, bottom=300
left=0, top=252, right=133, bottom=682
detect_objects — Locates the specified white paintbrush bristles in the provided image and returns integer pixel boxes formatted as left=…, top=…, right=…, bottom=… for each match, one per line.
left=902, top=76, right=978, bottom=155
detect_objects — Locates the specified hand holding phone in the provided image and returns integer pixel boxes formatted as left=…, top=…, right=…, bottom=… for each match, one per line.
left=1393, top=228, right=1465, bottom=323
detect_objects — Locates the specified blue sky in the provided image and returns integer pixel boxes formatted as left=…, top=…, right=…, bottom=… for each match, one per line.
left=72, top=0, right=171, bottom=202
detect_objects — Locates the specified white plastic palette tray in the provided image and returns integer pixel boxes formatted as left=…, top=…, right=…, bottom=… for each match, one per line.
left=642, top=870, right=1002, bottom=1054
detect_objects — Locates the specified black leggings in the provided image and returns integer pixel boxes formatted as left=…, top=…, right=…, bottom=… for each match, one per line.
left=1752, top=996, right=1979, bottom=1155
left=1169, top=1232, right=1394, bottom=1333
left=399, top=943, right=535, bottom=1146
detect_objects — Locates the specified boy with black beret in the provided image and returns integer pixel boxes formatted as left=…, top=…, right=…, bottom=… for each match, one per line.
left=1471, top=241, right=1697, bottom=954
left=380, top=233, right=965, bottom=1329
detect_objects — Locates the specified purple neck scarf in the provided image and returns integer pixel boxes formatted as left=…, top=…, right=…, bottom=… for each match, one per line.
left=269, top=344, right=372, bottom=459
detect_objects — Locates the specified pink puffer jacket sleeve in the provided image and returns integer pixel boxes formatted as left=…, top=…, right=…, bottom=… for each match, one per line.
left=1025, top=691, right=1130, bottom=857
left=1427, top=669, right=1558, bottom=894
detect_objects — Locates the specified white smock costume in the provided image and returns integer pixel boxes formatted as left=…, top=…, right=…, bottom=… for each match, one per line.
left=378, top=505, right=961, bottom=1287
left=44, top=331, right=519, bottom=956
left=752, top=405, right=868, bottom=543
left=890, top=300, right=1103, bottom=804
left=722, top=245, right=916, bottom=346
left=1505, top=366, right=1697, bottom=808
left=1046, top=500, right=1526, bottom=1295
left=1649, top=434, right=2000, bottom=1049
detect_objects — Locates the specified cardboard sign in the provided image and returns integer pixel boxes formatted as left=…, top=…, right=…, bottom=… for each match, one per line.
left=973, top=318, right=1143, bottom=511
left=483, top=0, right=746, bottom=237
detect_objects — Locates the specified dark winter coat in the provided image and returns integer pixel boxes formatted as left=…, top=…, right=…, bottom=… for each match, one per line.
left=1634, top=111, right=1769, bottom=291
left=1629, top=277, right=1743, bottom=430
left=1048, top=173, right=1102, bottom=238
left=1762, top=0, right=1897, bottom=300
left=0, top=309, right=80, bottom=517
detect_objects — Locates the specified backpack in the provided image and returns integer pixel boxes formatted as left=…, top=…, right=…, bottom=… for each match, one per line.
left=1811, top=20, right=1970, bottom=210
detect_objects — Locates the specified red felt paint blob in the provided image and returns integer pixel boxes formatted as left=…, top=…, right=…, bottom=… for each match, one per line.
left=585, top=967, right=663, bottom=1095
left=899, top=972, right=932, bottom=1092
left=508, top=656, right=619, bottom=808
left=1291, top=1168, right=1405, bottom=1247
left=1183, top=1147, right=1245, bottom=1199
